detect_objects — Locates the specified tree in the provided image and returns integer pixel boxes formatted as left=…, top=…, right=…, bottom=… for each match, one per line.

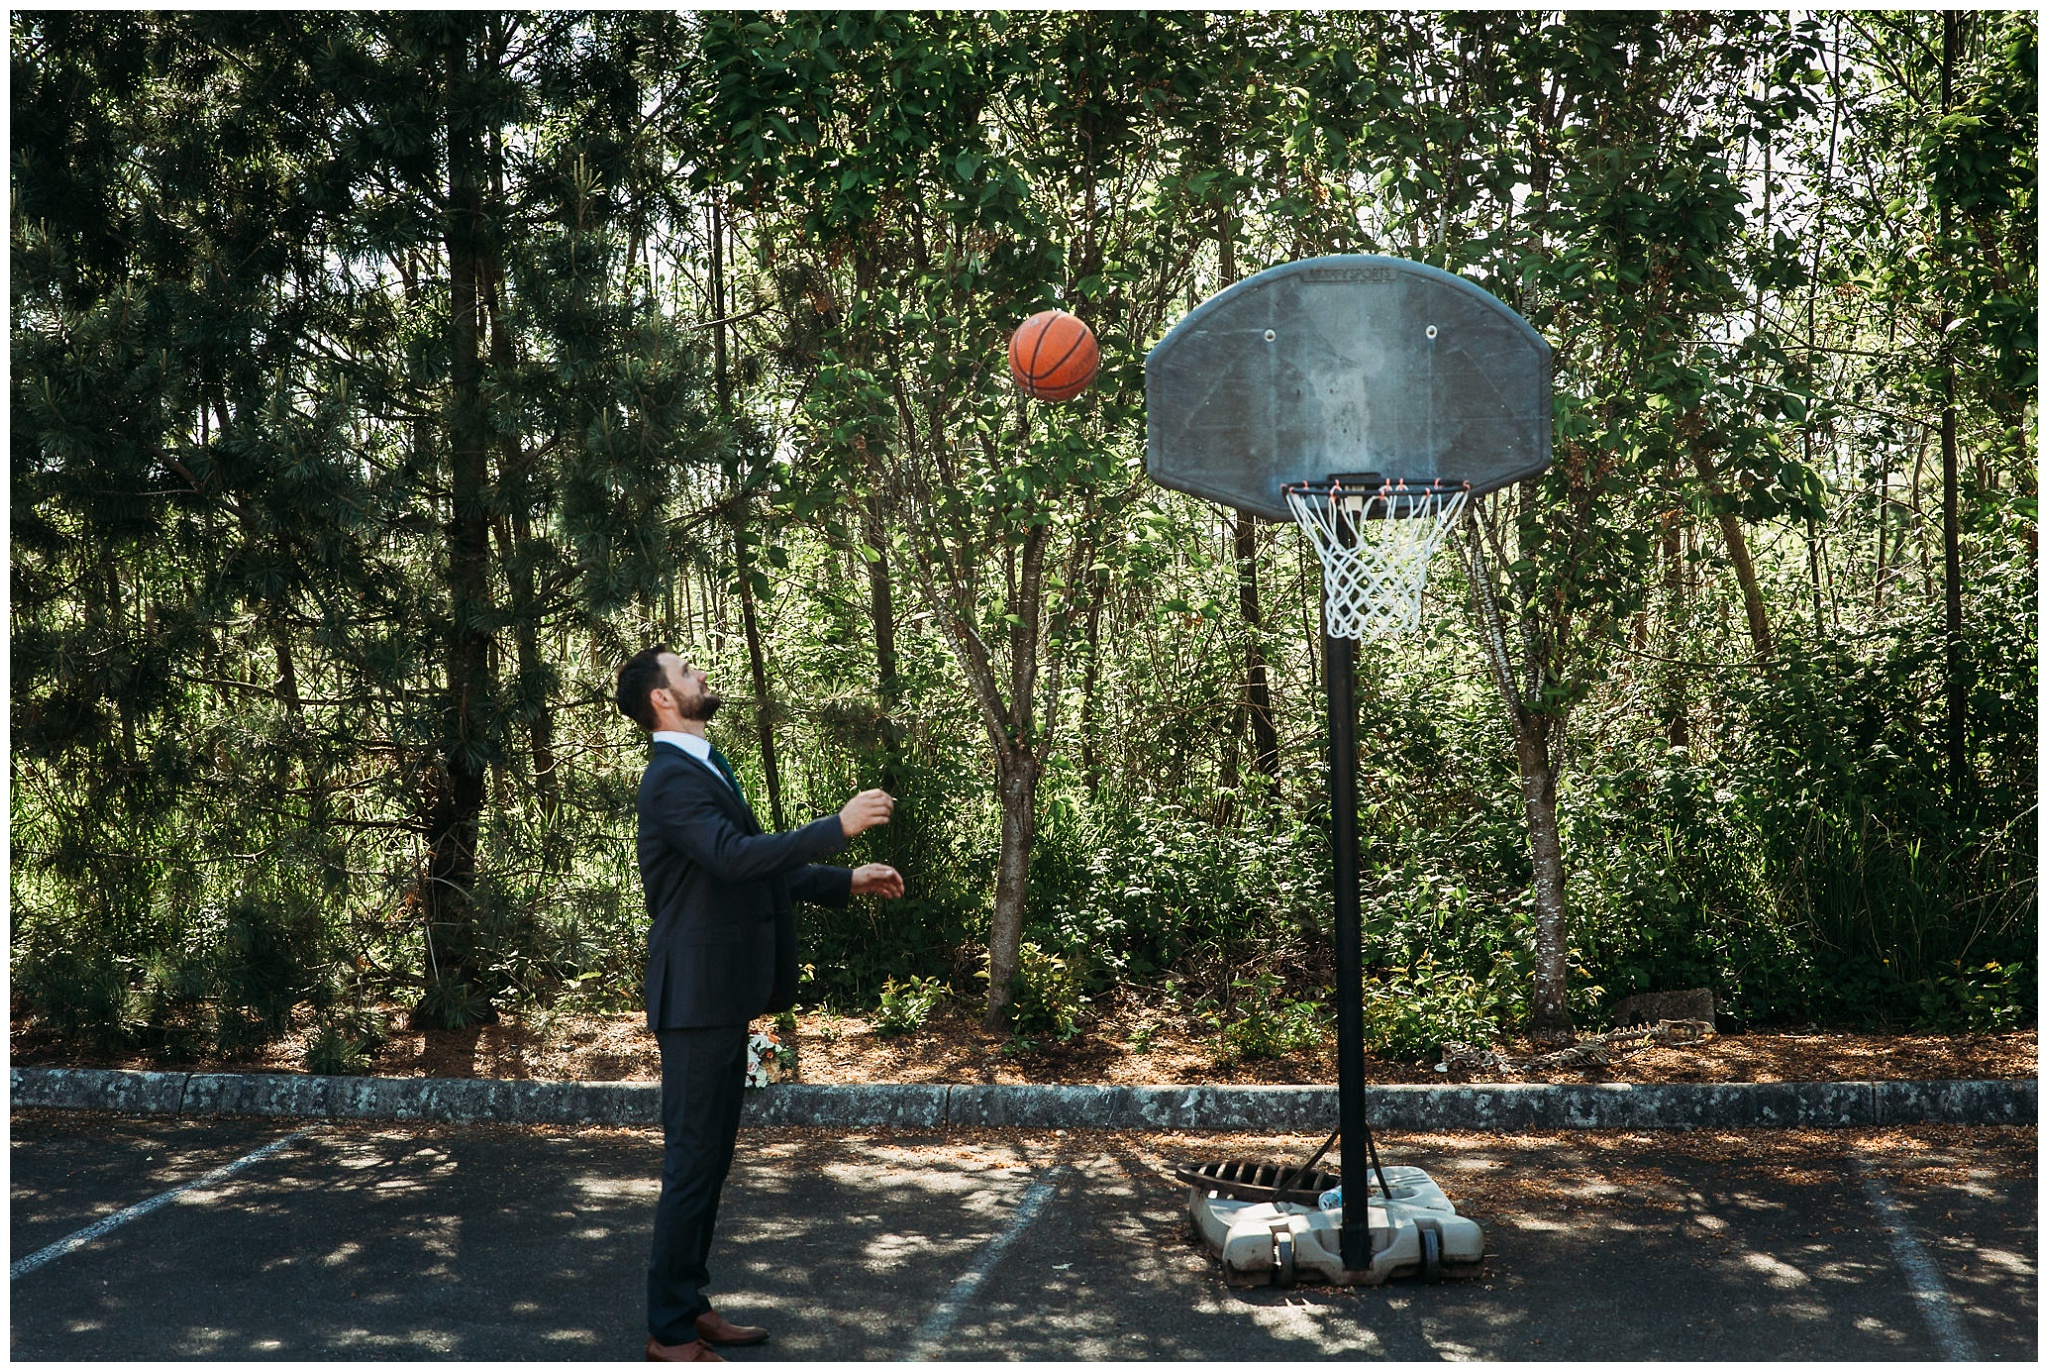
left=697, top=12, right=1217, bottom=1026
left=13, top=11, right=724, bottom=1033
left=1362, top=12, right=1825, bottom=1040
left=13, top=11, right=2031, bottom=1057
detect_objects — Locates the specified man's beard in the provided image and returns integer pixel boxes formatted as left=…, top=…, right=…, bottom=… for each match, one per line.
left=678, top=689, right=722, bottom=722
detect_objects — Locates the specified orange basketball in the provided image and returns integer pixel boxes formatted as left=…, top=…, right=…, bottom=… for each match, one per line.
left=1007, top=309, right=1099, bottom=401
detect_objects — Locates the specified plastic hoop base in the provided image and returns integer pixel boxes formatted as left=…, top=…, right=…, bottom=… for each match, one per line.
left=1187, top=1163, right=1485, bottom=1287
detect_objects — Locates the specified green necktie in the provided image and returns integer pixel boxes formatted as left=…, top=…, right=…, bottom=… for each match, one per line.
left=706, top=745, right=747, bottom=806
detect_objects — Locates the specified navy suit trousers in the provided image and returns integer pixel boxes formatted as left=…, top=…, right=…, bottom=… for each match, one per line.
left=647, top=1024, right=749, bottom=1342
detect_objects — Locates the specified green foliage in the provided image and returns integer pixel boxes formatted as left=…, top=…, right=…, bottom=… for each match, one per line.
left=872, top=975, right=947, bottom=1037
left=11, top=9, right=724, bottom=1034
left=304, top=1024, right=373, bottom=1076
left=789, top=696, right=988, bottom=1007
left=1917, top=961, right=2034, bottom=1033
left=9, top=11, right=2035, bottom=1061
left=1217, top=970, right=1329, bottom=1063
left=415, top=975, right=494, bottom=1033
left=1000, top=942, right=1090, bottom=1043
left=1025, top=786, right=1327, bottom=985
left=1562, top=745, right=1807, bottom=1026
left=303, top=997, right=387, bottom=1075
left=14, top=886, right=336, bottom=1058
left=1722, top=586, right=2035, bottom=1026
left=15, top=946, right=131, bottom=1052
left=1360, top=954, right=1520, bottom=1060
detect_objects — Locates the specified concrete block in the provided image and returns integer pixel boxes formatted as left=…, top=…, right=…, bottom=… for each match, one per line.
left=1875, top=1078, right=2036, bottom=1126
left=950, top=1085, right=1124, bottom=1129
left=547, top=1080, right=661, bottom=1127
left=742, top=1084, right=944, bottom=1128
left=11, top=1067, right=188, bottom=1115
left=1118, top=1086, right=1337, bottom=1133
left=9, top=1066, right=2035, bottom=1131
left=1365, top=1084, right=1542, bottom=1131
left=1799, top=1080, right=1874, bottom=1126
left=183, top=1072, right=332, bottom=1118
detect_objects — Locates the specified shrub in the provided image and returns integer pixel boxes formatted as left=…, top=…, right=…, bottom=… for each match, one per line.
left=415, top=974, right=493, bottom=1030
left=1359, top=953, right=1515, bottom=1059
left=1004, top=941, right=1089, bottom=1041
left=1218, top=970, right=1328, bottom=1062
left=213, top=894, right=331, bottom=1031
left=787, top=705, right=989, bottom=1009
left=1718, top=608, right=2037, bottom=1025
left=1024, top=786, right=1328, bottom=988
left=16, top=944, right=132, bottom=1050
left=1915, top=959, right=2035, bottom=1033
left=873, top=975, right=946, bottom=1036
left=304, top=1023, right=372, bottom=1075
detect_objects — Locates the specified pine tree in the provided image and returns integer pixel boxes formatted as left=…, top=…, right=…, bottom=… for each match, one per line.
left=13, top=11, right=725, bottom=1036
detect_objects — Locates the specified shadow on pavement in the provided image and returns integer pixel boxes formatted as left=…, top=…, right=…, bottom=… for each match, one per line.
left=10, top=1113, right=2036, bottom=1360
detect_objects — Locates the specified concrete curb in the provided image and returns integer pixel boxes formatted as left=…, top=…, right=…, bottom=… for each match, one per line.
left=10, top=1067, right=2035, bottom=1131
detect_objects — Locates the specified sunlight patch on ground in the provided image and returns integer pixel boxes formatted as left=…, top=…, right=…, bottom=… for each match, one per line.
left=320, top=1239, right=363, bottom=1267
left=571, top=1172, right=658, bottom=1199
left=1969, top=1246, right=2035, bottom=1277
left=1738, top=1251, right=1810, bottom=1288
left=1193, top=1293, right=1388, bottom=1355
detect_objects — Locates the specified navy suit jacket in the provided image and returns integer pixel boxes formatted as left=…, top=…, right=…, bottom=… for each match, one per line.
left=636, top=739, right=852, bottom=1029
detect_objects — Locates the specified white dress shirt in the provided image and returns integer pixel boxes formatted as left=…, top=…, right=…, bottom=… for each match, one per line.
left=653, top=729, right=737, bottom=793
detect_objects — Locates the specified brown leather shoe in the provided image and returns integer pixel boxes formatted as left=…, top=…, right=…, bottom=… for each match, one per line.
left=694, top=1311, right=769, bottom=1346
left=645, top=1335, right=724, bottom=1362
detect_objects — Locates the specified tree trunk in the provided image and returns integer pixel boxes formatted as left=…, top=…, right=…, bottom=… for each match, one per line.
left=984, top=747, right=1040, bottom=1029
left=710, top=196, right=788, bottom=831
left=709, top=197, right=728, bottom=411
left=864, top=492, right=901, bottom=707
left=855, top=400, right=899, bottom=736
left=1689, top=439, right=1773, bottom=661
left=1079, top=573, right=1107, bottom=798
left=847, top=240, right=901, bottom=714
left=1939, top=10, right=1969, bottom=808
left=1234, top=512, right=1281, bottom=789
left=1660, top=496, right=1687, bottom=748
left=736, top=560, right=788, bottom=832
left=1512, top=711, right=1574, bottom=1043
left=423, top=21, right=495, bottom=1017
left=1803, top=16, right=1842, bottom=640
left=482, top=189, right=559, bottom=831
left=1218, top=207, right=1279, bottom=793
left=1462, top=510, right=1572, bottom=1044
left=1874, top=464, right=1891, bottom=614
left=512, top=598, right=559, bottom=827
left=981, top=516, right=1052, bottom=1030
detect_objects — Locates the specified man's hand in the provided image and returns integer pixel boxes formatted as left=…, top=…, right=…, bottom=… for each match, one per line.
left=838, top=788, right=896, bottom=837
left=850, top=863, right=904, bottom=898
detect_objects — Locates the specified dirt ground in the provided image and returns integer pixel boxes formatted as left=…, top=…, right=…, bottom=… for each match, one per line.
left=11, top=998, right=2037, bottom=1087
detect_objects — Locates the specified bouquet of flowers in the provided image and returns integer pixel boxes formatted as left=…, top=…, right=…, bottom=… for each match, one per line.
left=744, top=1026, right=798, bottom=1087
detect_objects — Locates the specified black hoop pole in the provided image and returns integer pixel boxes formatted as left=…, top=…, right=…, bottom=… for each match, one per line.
left=1324, top=615, right=1370, bottom=1272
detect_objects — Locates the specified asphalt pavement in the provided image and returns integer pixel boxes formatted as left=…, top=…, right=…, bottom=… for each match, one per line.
left=10, top=1111, right=2036, bottom=1361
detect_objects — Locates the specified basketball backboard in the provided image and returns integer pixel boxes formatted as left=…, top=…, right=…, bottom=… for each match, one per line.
left=1145, top=255, right=1552, bottom=522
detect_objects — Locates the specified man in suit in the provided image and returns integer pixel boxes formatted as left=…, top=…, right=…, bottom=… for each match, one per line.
left=616, top=645, right=904, bottom=1363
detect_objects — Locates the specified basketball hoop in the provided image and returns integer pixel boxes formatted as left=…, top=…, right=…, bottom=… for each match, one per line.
left=1282, top=474, right=1471, bottom=640
left=1147, top=256, right=1547, bottom=1282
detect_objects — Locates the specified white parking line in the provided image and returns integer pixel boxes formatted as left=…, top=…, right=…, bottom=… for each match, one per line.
left=11, top=1129, right=309, bottom=1281
left=903, top=1165, right=1066, bottom=1360
left=1850, top=1153, right=1980, bottom=1361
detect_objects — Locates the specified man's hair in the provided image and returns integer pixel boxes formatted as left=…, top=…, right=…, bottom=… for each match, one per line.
left=616, top=644, right=673, bottom=732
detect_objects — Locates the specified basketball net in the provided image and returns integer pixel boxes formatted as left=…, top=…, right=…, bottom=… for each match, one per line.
left=1283, top=478, right=1471, bottom=640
